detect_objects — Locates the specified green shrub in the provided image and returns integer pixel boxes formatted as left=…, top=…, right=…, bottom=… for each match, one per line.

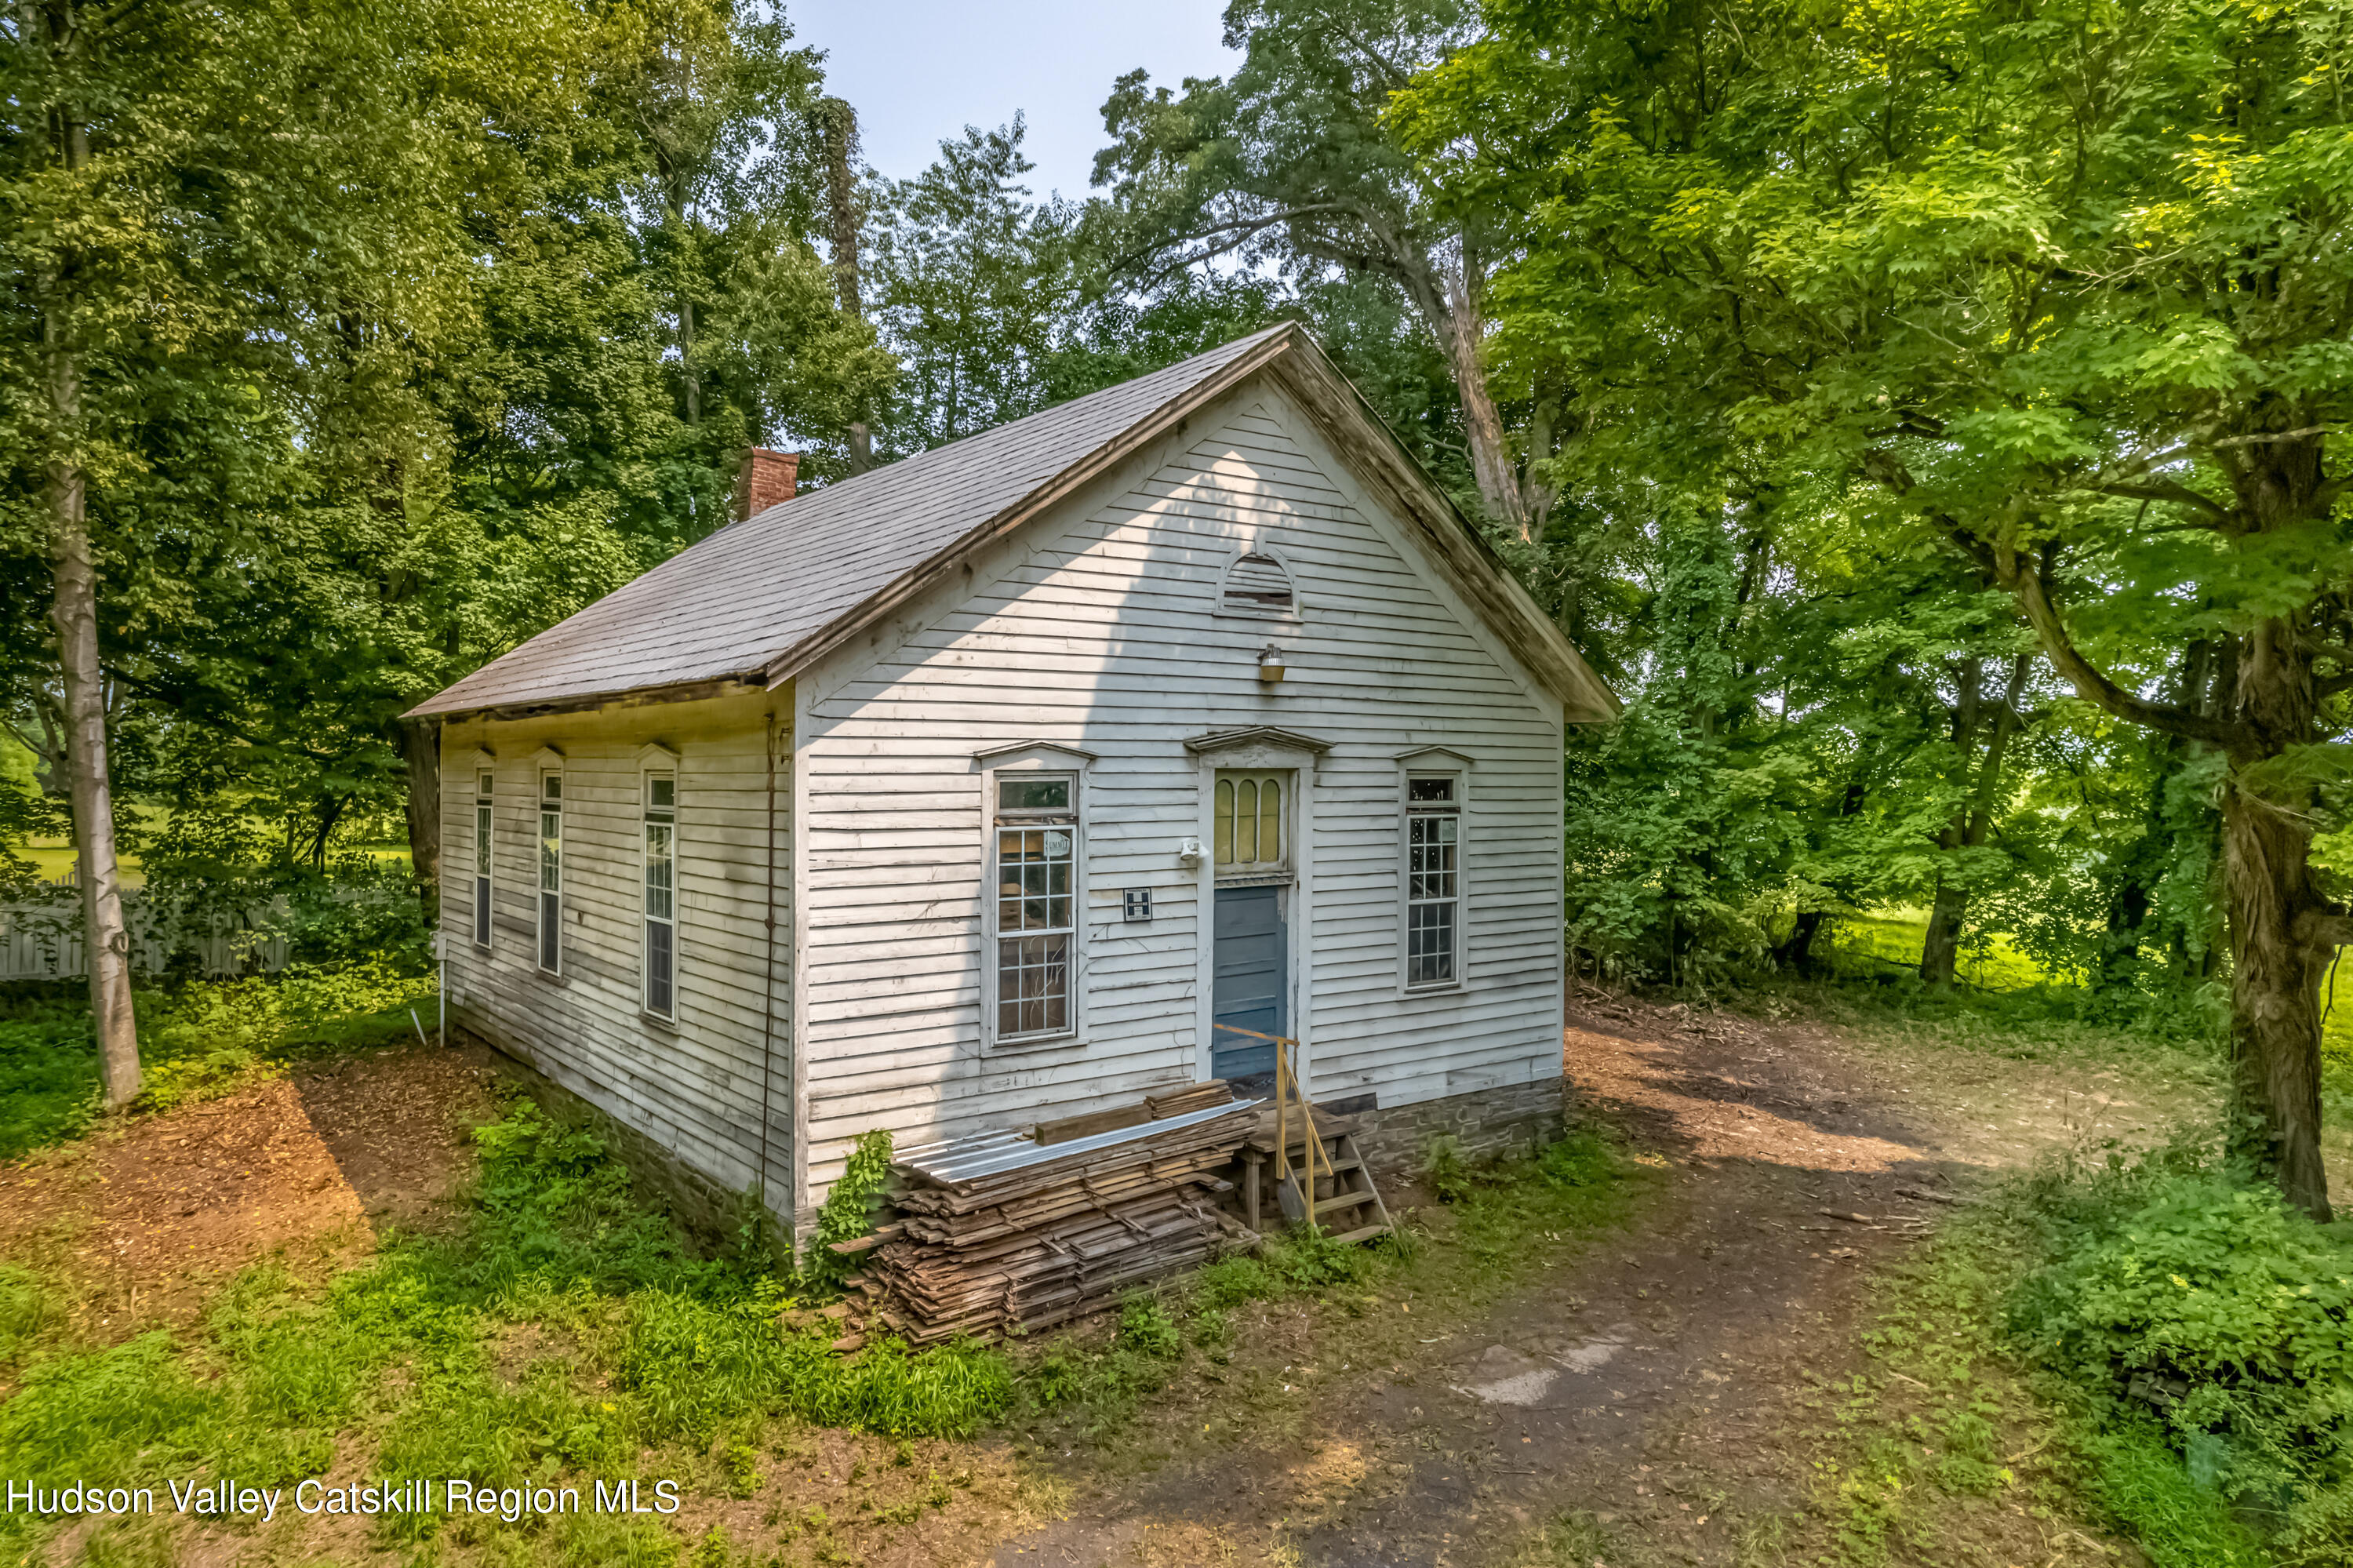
left=803, top=1130, right=893, bottom=1293
left=1259, top=1227, right=1373, bottom=1291
left=2010, top=1171, right=2353, bottom=1557
left=1115, top=1295, right=1180, bottom=1358
left=1196, top=1255, right=1277, bottom=1308
left=2073, top=1420, right=2271, bottom=1567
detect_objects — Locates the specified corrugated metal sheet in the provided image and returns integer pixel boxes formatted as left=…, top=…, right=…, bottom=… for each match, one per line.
left=895, top=1100, right=1261, bottom=1188
left=407, top=328, right=1290, bottom=719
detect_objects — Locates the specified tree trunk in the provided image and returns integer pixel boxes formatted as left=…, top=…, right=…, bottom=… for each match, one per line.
left=1390, top=243, right=1529, bottom=535
left=1919, top=652, right=2028, bottom=988
left=2220, top=778, right=2335, bottom=1220
left=38, top=38, right=140, bottom=1107
left=1438, top=265, right=1528, bottom=538
left=399, top=717, right=439, bottom=906
left=49, top=411, right=140, bottom=1107
left=1773, top=908, right=1828, bottom=973
left=817, top=97, right=874, bottom=475
left=1918, top=878, right=1969, bottom=987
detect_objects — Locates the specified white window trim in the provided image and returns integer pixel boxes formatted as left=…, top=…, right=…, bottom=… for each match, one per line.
left=1398, top=761, right=1468, bottom=995
left=641, top=765, right=678, bottom=1020
left=535, top=755, right=564, bottom=977
left=975, top=742, right=1093, bottom=1050
left=1209, top=540, right=1304, bottom=624
left=471, top=765, right=495, bottom=951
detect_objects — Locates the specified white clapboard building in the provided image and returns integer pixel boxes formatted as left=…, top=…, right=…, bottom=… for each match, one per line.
left=409, top=325, right=1617, bottom=1236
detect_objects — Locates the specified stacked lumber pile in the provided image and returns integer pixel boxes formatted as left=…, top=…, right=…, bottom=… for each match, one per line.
left=846, top=1084, right=1258, bottom=1344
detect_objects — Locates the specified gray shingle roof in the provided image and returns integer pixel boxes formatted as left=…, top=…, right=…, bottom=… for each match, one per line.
left=409, top=322, right=1618, bottom=722
left=409, top=326, right=1291, bottom=719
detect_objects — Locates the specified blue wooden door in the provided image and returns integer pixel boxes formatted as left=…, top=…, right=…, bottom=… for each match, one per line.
left=1211, top=884, right=1287, bottom=1082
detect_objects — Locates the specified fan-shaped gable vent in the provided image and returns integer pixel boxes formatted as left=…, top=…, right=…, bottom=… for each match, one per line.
left=1222, top=551, right=1296, bottom=611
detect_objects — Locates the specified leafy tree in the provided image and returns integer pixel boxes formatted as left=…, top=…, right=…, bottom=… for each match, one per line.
left=1396, top=0, right=2353, bottom=1213
left=870, top=118, right=1086, bottom=449
left=1092, top=0, right=1556, bottom=532
left=2, top=0, right=547, bottom=1102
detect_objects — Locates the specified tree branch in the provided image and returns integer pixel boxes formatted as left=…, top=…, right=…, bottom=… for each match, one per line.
left=2090, top=480, right=2232, bottom=524
left=1991, top=540, right=2249, bottom=752
left=2294, top=908, right=2353, bottom=949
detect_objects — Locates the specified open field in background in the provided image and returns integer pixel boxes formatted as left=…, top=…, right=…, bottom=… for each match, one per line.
left=16, top=837, right=413, bottom=887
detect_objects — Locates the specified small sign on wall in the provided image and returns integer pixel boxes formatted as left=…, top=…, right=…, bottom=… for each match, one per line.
left=1122, top=888, right=1153, bottom=923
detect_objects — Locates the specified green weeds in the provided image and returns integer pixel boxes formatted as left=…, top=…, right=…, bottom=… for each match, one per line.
left=1813, top=1130, right=2350, bottom=1567
left=0, top=1095, right=1010, bottom=1561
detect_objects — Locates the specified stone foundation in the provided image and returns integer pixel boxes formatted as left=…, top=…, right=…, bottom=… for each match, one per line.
left=1344, top=1075, right=1568, bottom=1176
left=454, top=1024, right=774, bottom=1254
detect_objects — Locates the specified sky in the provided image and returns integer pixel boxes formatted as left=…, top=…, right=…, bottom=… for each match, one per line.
left=788, top=0, right=1242, bottom=200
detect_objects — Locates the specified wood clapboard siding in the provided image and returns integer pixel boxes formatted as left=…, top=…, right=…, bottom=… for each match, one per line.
left=437, top=692, right=793, bottom=1210
left=793, top=382, right=1564, bottom=1199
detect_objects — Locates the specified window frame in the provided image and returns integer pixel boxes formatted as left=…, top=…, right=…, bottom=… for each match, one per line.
left=1399, top=767, right=1466, bottom=993
left=471, top=769, right=494, bottom=950
left=979, top=754, right=1089, bottom=1050
left=536, top=766, right=564, bottom=976
left=641, top=769, right=678, bottom=1020
left=1210, top=542, right=1304, bottom=624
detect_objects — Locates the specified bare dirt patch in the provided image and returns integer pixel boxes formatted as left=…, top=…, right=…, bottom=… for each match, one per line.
left=982, top=995, right=2204, bottom=1567
left=0, top=1042, right=496, bottom=1343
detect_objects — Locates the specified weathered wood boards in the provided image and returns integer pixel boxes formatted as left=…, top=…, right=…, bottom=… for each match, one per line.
left=852, top=1085, right=1259, bottom=1343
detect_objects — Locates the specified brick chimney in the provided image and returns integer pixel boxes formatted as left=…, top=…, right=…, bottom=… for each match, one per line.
left=733, top=448, right=799, bottom=522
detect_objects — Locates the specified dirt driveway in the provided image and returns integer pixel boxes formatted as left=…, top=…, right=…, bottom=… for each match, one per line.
left=987, top=995, right=2201, bottom=1567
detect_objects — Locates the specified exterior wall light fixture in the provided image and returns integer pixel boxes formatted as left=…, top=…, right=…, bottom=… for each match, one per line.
left=1257, top=645, right=1287, bottom=682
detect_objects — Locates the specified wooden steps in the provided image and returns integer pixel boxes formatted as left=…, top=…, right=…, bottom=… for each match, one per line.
left=1238, top=1108, right=1393, bottom=1242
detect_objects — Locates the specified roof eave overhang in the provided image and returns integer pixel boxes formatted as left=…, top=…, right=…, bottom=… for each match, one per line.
left=405, top=674, right=773, bottom=726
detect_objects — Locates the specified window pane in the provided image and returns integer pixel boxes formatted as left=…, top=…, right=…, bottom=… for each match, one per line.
left=474, top=877, right=490, bottom=946
left=475, top=805, right=490, bottom=875
left=540, top=892, right=560, bottom=970
left=540, top=811, right=561, bottom=893
left=1215, top=779, right=1233, bottom=864
left=645, top=821, right=674, bottom=922
left=998, top=777, right=1069, bottom=811
left=997, top=933, right=1070, bottom=1035
left=542, top=774, right=560, bottom=802
left=477, top=772, right=493, bottom=799
left=1409, top=776, right=1455, bottom=804
left=646, top=920, right=673, bottom=1015
left=1407, top=903, right=1456, bottom=985
left=649, top=776, right=675, bottom=812
left=1236, top=780, right=1258, bottom=863
left=1261, top=780, right=1281, bottom=863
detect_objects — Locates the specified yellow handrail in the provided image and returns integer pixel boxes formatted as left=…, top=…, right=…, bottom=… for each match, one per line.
left=1212, top=1022, right=1329, bottom=1226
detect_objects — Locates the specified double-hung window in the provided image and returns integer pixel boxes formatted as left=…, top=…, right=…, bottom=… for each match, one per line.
left=992, top=775, right=1075, bottom=1041
left=537, top=772, right=563, bottom=973
left=472, top=771, right=493, bottom=949
left=1405, top=775, right=1461, bottom=987
left=642, top=774, right=676, bottom=1017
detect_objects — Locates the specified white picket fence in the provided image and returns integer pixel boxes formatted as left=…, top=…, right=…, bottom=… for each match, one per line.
left=0, top=890, right=289, bottom=981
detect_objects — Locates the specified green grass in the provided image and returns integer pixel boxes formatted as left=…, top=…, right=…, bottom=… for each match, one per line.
left=0, top=990, right=100, bottom=1160
left=1820, top=907, right=2053, bottom=991
left=0, top=1096, right=1015, bottom=1561
left=1804, top=1131, right=2353, bottom=1568
left=0, top=962, right=438, bottom=1161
